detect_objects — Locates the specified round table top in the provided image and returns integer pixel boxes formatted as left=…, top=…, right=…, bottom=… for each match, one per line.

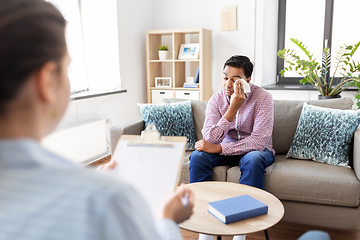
left=178, top=181, right=284, bottom=236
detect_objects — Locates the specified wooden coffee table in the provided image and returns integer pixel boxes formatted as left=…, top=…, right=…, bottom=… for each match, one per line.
left=179, top=182, right=284, bottom=240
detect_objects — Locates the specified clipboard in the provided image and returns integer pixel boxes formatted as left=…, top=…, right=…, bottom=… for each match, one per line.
left=112, top=124, right=187, bottom=218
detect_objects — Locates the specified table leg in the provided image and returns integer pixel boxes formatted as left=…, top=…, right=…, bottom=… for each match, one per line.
left=217, top=236, right=222, bottom=240
left=264, top=230, right=269, bottom=240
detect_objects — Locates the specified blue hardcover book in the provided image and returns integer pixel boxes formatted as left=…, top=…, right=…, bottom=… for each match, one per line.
left=194, top=67, right=199, bottom=83
left=208, top=195, right=268, bottom=224
left=183, top=83, right=199, bottom=88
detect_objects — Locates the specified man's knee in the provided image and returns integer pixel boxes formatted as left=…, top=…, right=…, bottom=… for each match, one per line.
left=189, top=150, right=208, bottom=168
left=241, top=151, right=266, bottom=168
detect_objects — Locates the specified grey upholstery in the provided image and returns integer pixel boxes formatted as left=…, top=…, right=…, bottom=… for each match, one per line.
left=272, top=98, right=354, bottom=154
left=110, top=117, right=144, bottom=153
left=110, top=97, right=360, bottom=230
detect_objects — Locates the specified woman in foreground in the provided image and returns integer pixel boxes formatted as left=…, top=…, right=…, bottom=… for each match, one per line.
left=0, top=0, right=193, bottom=239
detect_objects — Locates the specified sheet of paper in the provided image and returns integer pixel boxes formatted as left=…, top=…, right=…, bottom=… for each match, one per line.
left=112, top=140, right=185, bottom=218
left=221, top=6, right=237, bottom=31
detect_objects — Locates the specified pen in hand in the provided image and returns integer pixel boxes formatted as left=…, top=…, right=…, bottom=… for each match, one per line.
left=181, top=192, right=189, bottom=206
left=162, top=185, right=194, bottom=224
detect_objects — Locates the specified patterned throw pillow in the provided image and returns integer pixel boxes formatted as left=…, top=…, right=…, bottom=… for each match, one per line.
left=138, top=100, right=196, bottom=150
left=286, top=103, right=360, bottom=167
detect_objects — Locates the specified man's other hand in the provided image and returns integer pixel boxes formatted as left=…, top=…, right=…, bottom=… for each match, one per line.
left=195, top=139, right=222, bottom=154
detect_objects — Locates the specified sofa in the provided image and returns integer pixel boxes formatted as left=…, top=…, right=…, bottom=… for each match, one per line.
left=110, top=97, right=360, bottom=230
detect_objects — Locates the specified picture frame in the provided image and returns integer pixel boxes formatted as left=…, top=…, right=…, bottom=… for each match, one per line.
left=178, top=43, right=200, bottom=60
left=155, top=77, right=172, bottom=87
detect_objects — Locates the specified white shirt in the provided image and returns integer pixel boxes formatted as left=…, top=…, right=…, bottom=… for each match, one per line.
left=0, top=139, right=181, bottom=240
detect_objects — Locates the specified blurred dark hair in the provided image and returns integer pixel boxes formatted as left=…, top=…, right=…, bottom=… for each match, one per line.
left=223, top=55, right=254, bottom=79
left=0, top=0, right=66, bottom=115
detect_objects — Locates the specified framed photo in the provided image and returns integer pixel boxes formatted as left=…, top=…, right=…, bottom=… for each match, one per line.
left=178, top=44, right=200, bottom=60
left=155, top=77, right=172, bottom=87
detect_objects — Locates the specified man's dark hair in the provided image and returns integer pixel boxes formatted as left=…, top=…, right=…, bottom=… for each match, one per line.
left=223, top=55, right=254, bottom=79
left=0, top=0, right=66, bottom=115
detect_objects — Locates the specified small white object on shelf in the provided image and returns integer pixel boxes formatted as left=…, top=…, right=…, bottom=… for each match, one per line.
left=155, top=77, right=172, bottom=87
left=158, top=50, right=168, bottom=60
left=186, top=77, right=194, bottom=83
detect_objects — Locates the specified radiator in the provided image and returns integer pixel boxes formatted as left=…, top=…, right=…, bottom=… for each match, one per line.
left=41, top=119, right=109, bottom=164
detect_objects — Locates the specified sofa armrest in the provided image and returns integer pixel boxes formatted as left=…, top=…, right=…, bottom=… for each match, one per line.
left=353, top=128, right=360, bottom=180
left=110, top=117, right=145, bottom=154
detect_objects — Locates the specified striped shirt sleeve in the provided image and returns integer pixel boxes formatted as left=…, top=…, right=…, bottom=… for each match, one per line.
left=220, top=94, right=274, bottom=156
left=201, top=95, right=232, bottom=144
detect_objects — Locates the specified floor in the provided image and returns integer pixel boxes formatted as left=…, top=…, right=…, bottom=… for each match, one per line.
left=180, top=221, right=360, bottom=240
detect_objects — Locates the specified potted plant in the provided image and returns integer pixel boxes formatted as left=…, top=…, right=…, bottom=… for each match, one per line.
left=158, top=44, right=168, bottom=61
left=277, top=38, right=360, bottom=103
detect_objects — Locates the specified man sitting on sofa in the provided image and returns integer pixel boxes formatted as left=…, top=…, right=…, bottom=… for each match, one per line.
left=189, top=55, right=275, bottom=189
left=189, top=55, right=275, bottom=240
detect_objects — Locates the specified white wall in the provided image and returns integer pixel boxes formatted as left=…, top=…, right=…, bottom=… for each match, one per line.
left=153, top=0, right=278, bottom=93
left=59, top=0, right=154, bottom=129
left=60, top=0, right=280, bottom=129
left=154, top=0, right=254, bottom=93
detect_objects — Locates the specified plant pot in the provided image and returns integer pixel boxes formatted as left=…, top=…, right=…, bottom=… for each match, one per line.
left=318, top=95, right=341, bottom=100
left=158, top=50, right=168, bottom=61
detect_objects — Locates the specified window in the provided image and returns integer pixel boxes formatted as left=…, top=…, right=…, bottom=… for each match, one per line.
left=277, top=0, right=360, bottom=84
left=331, top=0, right=360, bottom=77
left=47, top=0, right=121, bottom=92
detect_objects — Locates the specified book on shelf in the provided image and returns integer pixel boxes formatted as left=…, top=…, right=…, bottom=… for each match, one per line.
left=208, top=195, right=268, bottom=224
left=194, top=67, right=199, bottom=83
left=183, top=83, right=199, bottom=88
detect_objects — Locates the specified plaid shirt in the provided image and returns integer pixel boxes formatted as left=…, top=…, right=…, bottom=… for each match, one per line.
left=202, top=83, right=275, bottom=156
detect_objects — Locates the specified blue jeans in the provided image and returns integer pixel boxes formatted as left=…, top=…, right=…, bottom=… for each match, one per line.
left=189, top=148, right=274, bottom=189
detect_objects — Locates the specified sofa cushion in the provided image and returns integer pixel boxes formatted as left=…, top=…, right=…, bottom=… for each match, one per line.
left=273, top=97, right=354, bottom=154
left=180, top=151, right=192, bottom=184
left=180, top=151, right=231, bottom=184
left=180, top=151, right=232, bottom=183
left=190, top=100, right=208, bottom=141
left=263, top=155, right=360, bottom=207
left=287, top=103, right=360, bottom=167
left=163, top=98, right=208, bottom=141
left=226, top=155, right=360, bottom=207
left=138, top=101, right=196, bottom=150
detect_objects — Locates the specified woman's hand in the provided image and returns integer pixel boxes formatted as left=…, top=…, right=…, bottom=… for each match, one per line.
left=96, top=158, right=116, bottom=172
left=162, top=185, right=194, bottom=224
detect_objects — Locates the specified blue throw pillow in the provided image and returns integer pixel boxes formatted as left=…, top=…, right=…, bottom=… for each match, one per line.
left=138, top=100, right=196, bottom=150
left=287, top=103, right=360, bottom=167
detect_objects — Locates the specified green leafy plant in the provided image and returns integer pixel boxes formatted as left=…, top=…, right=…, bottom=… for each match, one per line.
left=278, top=38, right=360, bottom=107
left=158, top=45, right=168, bottom=51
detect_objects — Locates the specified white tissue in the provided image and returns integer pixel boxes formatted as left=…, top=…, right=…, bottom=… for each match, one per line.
left=239, top=78, right=250, bottom=93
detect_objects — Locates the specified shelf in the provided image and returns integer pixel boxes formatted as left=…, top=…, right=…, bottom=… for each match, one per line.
left=147, top=28, right=205, bottom=34
left=175, top=88, right=200, bottom=91
left=150, top=87, right=174, bottom=90
left=149, top=60, right=173, bottom=62
left=148, top=59, right=200, bottom=62
left=146, top=28, right=212, bottom=102
left=174, top=59, right=200, bottom=62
